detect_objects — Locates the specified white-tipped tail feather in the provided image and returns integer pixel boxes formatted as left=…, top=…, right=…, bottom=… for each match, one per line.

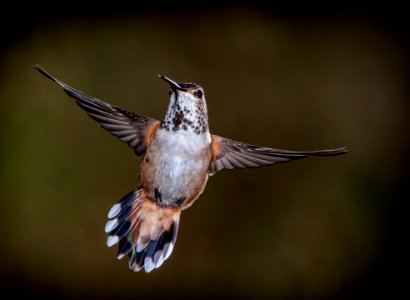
left=108, top=204, right=121, bottom=219
left=105, top=189, right=181, bottom=272
left=107, top=235, right=119, bottom=247
left=105, top=218, right=118, bottom=233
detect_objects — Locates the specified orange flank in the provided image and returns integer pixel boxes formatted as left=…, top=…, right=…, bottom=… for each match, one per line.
left=143, top=121, right=161, bottom=148
left=210, top=134, right=222, bottom=160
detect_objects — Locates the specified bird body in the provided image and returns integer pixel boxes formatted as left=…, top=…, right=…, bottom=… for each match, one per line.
left=35, top=65, right=347, bottom=273
left=141, top=127, right=211, bottom=209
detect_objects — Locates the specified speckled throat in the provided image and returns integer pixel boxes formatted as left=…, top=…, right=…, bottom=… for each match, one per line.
left=159, top=89, right=209, bottom=134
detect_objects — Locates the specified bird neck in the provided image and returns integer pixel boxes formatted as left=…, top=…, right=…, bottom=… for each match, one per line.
left=160, top=105, right=209, bottom=134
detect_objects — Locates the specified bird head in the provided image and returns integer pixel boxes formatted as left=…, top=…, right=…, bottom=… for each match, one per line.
left=159, top=75, right=208, bottom=134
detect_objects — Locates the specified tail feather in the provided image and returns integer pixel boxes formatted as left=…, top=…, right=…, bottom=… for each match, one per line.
left=107, top=190, right=138, bottom=219
left=117, top=238, right=133, bottom=259
left=105, top=189, right=181, bottom=272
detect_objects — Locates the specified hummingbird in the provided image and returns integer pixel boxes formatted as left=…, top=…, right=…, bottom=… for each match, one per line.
left=34, top=65, right=347, bottom=273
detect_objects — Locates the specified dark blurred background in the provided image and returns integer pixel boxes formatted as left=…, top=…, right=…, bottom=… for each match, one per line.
left=0, top=1, right=408, bottom=299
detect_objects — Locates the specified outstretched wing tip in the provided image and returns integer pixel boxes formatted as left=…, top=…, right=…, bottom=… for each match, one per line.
left=34, top=64, right=57, bottom=83
left=340, top=147, right=348, bottom=153
left=336, top=146, right=348, bottom=154
left=311, top=146, right=349, bottom=156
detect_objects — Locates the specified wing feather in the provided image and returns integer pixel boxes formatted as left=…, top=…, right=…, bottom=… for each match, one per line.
left=209, top=134, right=347, bottom=175
left=35, top=65, right=159, bottom=156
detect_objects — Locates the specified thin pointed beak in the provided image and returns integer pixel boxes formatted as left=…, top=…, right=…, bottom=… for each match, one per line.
left=158, top=75, right=187, bottom=91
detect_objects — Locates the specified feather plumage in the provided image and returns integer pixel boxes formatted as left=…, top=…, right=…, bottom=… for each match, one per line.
left=106, top=189, right=180, bottom=272
left=34, top=64, right=159, bottom=156
left=209, top=134, right=347, bottom=175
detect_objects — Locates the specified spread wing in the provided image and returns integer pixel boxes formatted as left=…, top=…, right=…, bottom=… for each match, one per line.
left=209, top=135, right=347, bottom=176
left=35, top=65, right=160, bottom=156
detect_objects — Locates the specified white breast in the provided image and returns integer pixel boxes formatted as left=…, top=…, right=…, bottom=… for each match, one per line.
left=144, top=129, right=211, bottom=206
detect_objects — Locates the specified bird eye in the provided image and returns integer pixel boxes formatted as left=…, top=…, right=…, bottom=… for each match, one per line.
left=197, top=90, right=203, bottom=99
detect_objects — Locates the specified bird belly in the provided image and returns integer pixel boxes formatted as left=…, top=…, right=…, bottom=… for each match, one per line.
left=139, top=129, right=211, bottom=208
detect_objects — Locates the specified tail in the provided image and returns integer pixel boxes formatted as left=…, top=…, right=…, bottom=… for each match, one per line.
left=105, top=189, right=181, bottom=273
